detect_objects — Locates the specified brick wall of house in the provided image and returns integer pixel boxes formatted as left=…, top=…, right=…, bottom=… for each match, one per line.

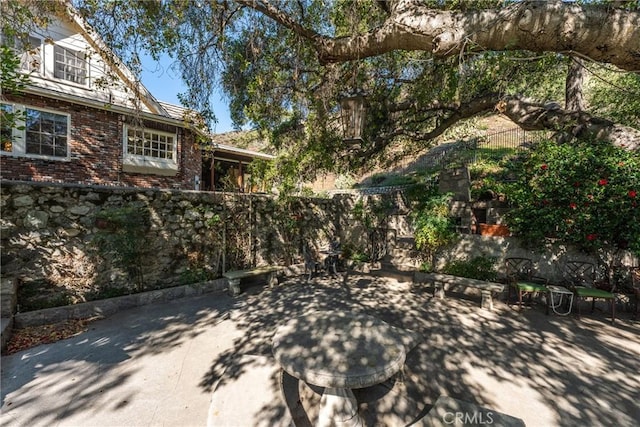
left=180, top=129, right=202, bottom=190
left=1, top=93, right=201, bottom=190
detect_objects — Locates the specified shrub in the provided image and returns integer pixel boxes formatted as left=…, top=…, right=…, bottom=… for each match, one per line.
left=411, top=188, right=458, bottom=264
left=504, top=139, right=640, bottom=256
left=441, top=256, right=498, bottom=281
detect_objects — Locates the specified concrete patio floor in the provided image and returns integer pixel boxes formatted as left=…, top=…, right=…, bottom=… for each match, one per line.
left=1, top=273, right=639, bottom=427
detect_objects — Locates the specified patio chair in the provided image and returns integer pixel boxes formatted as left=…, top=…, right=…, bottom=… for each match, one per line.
left=505, top=257, right=549, bottom=311
left=562, top=260, right=616, bottom=323
left=303, top=243, right=321, bottom=281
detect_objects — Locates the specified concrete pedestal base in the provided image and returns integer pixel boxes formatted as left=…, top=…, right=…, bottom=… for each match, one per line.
left=228, top=278, right=241, bottom=296
left=317, top=387, right=364, bottom=427
left=481, top=290, right=493, bottom=310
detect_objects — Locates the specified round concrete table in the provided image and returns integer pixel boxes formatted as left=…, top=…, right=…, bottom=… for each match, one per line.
left=272, top=311, right=406, bottom=427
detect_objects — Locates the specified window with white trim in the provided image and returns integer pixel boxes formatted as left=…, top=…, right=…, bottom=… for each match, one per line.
left=20, top=36, right=42, bottom=73
left=1, top=103, right=70, bottom=159
left=54, top=45, right=87, bottom=85
left=123, top=125, right=178, bottom=174
left=0, top=33, right=41, bottom=73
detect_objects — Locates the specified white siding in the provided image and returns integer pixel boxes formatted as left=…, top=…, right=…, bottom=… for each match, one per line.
left=23, top=19, right=154, bottom=114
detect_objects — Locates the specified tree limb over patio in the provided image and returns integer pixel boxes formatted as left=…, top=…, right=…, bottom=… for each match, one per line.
left=498, top=97, right=640, bottom=151
left=241, top=0, right=640, bottom=72
left=363, top=94, right=639, bottom=158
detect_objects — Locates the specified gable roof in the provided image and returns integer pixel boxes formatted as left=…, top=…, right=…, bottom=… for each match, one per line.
left=59, top=2, right=169, bottom=117
left=158, top=101, right=191, bottom=122
left=15, top=1, right=207, bottom=134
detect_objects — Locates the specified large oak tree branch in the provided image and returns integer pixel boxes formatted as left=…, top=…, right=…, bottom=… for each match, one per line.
left=242, top=0, right=640, bottom=71
left=361, top=93, right=500, bottom=158
left=362, top=94, right=639, bottom=158
left=234, top=1, right=639, bottom=152
left=497, top=97, right=640, bottom=150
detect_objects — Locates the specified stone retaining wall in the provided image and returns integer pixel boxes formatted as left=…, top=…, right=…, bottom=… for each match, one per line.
left=3, top=181, right=636, bottom=322
left=433, top=234, right=638, bottom=285
left=0, top=181, right=357, bottom=311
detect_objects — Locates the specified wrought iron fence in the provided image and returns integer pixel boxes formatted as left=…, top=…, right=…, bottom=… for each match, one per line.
left=440, top=128, right=552, bottom=169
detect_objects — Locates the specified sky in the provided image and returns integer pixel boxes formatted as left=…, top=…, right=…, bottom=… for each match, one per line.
left=139, top=54, right=237, bottom=134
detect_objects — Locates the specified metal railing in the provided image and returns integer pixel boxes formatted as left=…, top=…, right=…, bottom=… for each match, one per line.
left=441, top=128, right=552, bottom=169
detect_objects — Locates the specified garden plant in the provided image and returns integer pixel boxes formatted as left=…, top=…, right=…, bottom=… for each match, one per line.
left=504, top=139, right=640, bottom=257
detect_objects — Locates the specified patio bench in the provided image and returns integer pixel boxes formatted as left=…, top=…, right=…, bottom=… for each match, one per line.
left=223, top=265, right=284, bottom=296
left=415, top=272, right=505, bottom=310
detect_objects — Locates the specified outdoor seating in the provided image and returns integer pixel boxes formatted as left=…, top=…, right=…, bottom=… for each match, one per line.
left=417, top=272, right=504, bottom=310
left=321, top=239, right=342, bottom=276
left=303, top=243, right=322, bottom=281
left=223, top=265, right=283, bottom=296
left=505, top=257, right=549, bottom=311
left=562, top=260, right=616, bottom=323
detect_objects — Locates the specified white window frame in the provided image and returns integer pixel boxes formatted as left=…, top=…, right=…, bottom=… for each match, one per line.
left=20, top=36, right=42, bottom=74
left=53, top=44, right=88, bottom=86
left=0, top=33, right=42, bottom=74
left=0, top=102, right=70, bottom=160
left=122, top=125, right=178, bottom=175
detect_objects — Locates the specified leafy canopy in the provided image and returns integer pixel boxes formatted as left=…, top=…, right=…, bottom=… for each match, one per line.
left=3, top=1, right=639, bottom=186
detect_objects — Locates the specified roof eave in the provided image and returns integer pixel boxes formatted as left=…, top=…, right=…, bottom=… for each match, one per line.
left=21, top=86, right=208, bottom=136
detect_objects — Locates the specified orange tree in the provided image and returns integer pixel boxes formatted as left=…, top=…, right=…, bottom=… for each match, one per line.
left=505, top=139, right=640, bottom=257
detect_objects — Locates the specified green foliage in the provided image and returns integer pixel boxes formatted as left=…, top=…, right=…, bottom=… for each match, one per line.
left=586, top=64, right=640, bottom=127
left=0, top=45, right=31, bottom=94
left=180, top=268, right=213, bottom=285
left=441, top=256, right=498, bottom=281
left=504, top=139, right=640, bottom=256
left=92, top=206, right=151, bottom=290
left=411, top=188, right=457, bottom=263
left=340, top=241, right=372, bottom=264
left=419, top=261, right=433, bottom=273
left=1, top=45, right=31, bottom=149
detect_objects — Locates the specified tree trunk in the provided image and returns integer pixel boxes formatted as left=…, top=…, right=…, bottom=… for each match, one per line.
left=565, top=57, right=585, bottom=112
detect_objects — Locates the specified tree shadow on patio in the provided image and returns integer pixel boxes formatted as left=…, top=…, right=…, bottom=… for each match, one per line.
left=201, top=273, right=640, bottom=426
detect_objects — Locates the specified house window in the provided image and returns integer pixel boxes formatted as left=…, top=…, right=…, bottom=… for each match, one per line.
left=1, top=103, right=70, bottom=159
left=126, top=127, right=175, bottom=160
left=25, top=108, right=69, bottom=157
left=54, top=45, right=87, bottom=84
left=0, top=34, right=41, bottom=73
left=20, top=36, right=42, bottom=73
left=123, top=125, right=178, bottom=175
